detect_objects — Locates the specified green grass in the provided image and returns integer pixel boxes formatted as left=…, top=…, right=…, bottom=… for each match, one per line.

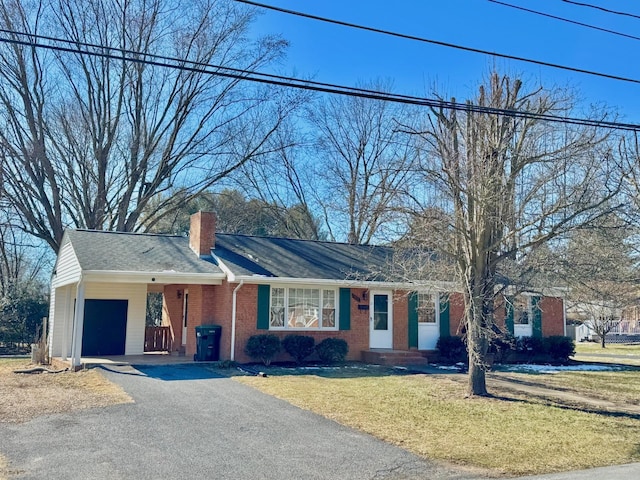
left=573, top=342, right=640, bottom=365
left=236, top=371, right=640, bottom=476
left=574, top=342, right=640, bottom=355
left=495, top=370, right=640, bottom=406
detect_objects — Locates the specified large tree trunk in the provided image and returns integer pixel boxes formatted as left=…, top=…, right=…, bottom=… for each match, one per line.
left=468, top=361, right=488, bottom=396
left=465, top=284, right=492, bottom=396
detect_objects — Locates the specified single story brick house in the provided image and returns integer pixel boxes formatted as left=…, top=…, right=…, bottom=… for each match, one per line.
left=48, top=212, right=567, bottom=367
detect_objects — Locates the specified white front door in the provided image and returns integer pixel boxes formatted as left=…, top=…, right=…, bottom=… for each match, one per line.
left=181, top=289, right=189, bottom=346
left=418, top=293, right=440, bottom=350
left=370, top=291, right=393, bottom=349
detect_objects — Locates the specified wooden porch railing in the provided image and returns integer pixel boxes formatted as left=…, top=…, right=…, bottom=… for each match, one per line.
left=144, top=326, right=172, bottom=352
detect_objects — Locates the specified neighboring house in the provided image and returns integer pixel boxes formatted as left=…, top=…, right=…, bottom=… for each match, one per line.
left=48, top=212, right=567, bottom=367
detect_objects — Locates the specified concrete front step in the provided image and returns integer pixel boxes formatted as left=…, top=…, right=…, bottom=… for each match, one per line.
left=361, top=349, right=433, bottom=366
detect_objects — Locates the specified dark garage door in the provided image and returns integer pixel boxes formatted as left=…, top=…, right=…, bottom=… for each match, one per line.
left=82, top=299, right=128, bottom=356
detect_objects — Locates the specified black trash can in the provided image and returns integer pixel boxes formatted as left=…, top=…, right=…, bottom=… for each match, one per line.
left=194, top=324, right=222, bottom=361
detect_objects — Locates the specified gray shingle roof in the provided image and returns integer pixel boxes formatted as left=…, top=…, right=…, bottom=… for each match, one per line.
left=63, top=230, right=411, bottom=282
left=213, top=234, right=396, bottom=281
left=65, top=230, right=223, bottom=275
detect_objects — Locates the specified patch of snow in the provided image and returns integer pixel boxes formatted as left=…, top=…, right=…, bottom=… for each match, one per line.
left=502, top=364, right=626, bottom=373
left=433, top=365, right=462, bottom=370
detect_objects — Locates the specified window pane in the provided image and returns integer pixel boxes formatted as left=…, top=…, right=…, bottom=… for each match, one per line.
left=322, top=290, right=336, bottom=328
left=514, top=296, right=529, bottom=324
left=417, top=293, right=436, bottom=323
left=288, top=288, right=319, bottom=328
left=270, top=288, right=285, bottom=327
left=373, top=294, right=388, bottom=330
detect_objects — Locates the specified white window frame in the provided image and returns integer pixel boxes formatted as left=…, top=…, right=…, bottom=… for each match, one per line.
left=269, top=285, right=339, bottom=331
left=513, top=295, right=532, bottom=325
left=417, top=292, right=438, bottom=324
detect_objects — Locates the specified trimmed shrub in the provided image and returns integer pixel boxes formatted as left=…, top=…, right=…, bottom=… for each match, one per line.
left=436, top=335, right=467, bottom=362
left=490, top=332, right=517, bottom=363
left=315, top=338, right=348, bottom=364
left=516, top=336, right=546, bottom=356
left=545, top=335, right=575, bottom=362
left=244, top=334, right=281, bottom=366
left=283, top=335, right=315, bottom=364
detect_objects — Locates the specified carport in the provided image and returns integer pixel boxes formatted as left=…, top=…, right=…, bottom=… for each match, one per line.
left=49, top=230, right=225, bottom=368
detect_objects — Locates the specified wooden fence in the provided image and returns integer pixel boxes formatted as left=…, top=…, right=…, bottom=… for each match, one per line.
left=144, top=326, right=172, bottom=352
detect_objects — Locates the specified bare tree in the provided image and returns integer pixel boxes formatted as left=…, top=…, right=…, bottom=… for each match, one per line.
left=230, top=116, right=324, bottom=240
left=143, top=188, right=322, bottom=239
left=561, top=215, right=638, bottom=348
left=0, top=0, right=294, bottom=252
left=0, top=211, right=49, bottom=347
left=307, top=81, right=419, bottom=244
left=413, top=72, right=622, bottom=396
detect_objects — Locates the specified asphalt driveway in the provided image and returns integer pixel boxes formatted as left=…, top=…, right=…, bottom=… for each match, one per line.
left=0, top=364, right=476, bottom=480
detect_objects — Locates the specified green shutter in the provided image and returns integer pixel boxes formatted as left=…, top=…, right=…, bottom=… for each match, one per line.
left=532, top=295, right=543, bottom=338
left=408, top=292, right=419, bottom=348
left=257, top=284, right=270, bottom=330
left=505, top=296, right=515, bottom=335
left=439, top=295, right=450, bottom=337
left=339, top=288, right=351, bottom=330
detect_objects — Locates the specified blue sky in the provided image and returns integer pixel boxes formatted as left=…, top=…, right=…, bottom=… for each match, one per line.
left=250, top=0, right=640, bottom=123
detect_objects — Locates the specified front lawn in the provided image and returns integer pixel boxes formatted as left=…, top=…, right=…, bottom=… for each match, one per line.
left=574, top=342, right=640, bottom=355
left=496, top=369, right=640, bottom=406
left=236, top=368, right=640, bottom=476
left=573, top=342, right=640, bottom=366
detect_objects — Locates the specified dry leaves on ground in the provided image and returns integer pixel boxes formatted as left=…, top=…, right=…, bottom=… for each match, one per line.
left=0, top=359, right=132, bottom=424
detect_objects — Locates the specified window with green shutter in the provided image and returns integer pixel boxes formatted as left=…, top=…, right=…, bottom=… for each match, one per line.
left=259, top=285, right=346, bottom=331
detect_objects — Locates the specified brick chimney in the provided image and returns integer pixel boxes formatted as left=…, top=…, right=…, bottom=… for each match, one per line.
left=189, top=211, right=216, bottom=256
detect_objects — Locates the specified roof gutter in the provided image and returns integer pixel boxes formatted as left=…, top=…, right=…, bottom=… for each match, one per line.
left=80, top=270, right=225, bottom=285
left=233, top=275, right=461, bottom=292
left=230, top=280, right=244, bottom=361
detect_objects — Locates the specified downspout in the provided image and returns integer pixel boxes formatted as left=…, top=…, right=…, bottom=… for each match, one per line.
left=230, top=280, right=244, bottom=361
left=563, top=297, right=567, bottom=337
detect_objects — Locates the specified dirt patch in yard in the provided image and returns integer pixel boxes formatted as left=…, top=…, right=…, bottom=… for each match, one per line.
left=0, top=359, right=132, bottom=424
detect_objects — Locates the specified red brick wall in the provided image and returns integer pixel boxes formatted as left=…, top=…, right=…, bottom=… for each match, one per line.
left=446, top=294, right=566, bottom=338
left=162, top=283, right=231, bottom=358
left=541, top=296, right=565, bottom=336
left=449, top=292, right=466, bottom=336
left=164, top=282, right=567, bottom=361
left=494, top=295, right=507, bottom=331
left=163, top=284, right=187, bottom=353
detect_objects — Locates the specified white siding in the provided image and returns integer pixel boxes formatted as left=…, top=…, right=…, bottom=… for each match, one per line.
left=47, top=286, right=57, bottom=356
left=52, top=242, right=81, bottom=288
left=84, top=283, right=147, bottom=355
left=49, top=285, right=75, bottom=358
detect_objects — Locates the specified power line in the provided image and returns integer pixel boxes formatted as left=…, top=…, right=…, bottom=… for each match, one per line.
left=234, top=0, right=640, bottom=86
left=561, top=0, right=640, bottom=21
left=0, top=29, right=639, bottom=132
left=489, top=0, right=640, bottom=42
